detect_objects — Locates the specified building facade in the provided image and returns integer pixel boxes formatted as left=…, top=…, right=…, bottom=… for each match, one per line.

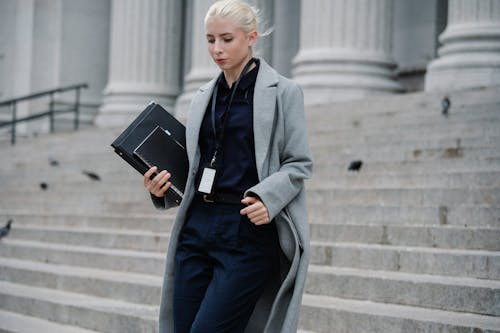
left=0, top=0, right=499, bottom=130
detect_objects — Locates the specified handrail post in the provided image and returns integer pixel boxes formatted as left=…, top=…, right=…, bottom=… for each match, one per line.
left=74, top=87, right=81, bottom=130
left=11, top=102, right=17, bottom=145
left=49, top=92, right=55, bottom=133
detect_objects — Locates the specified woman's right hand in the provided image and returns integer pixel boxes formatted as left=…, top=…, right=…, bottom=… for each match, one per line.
left=144, top=166, right=172, bottom=198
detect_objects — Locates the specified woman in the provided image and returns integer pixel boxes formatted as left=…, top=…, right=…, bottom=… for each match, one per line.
left=144, top=1, right=313, bottom=332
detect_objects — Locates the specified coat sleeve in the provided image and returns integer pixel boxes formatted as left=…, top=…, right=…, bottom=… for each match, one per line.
left=150, top=193, right=177, bottom=210
left=245, top=81, right=313, bottom=220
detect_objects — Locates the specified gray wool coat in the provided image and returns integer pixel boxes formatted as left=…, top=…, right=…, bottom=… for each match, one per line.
left=153, top=58, right=313, bottom=333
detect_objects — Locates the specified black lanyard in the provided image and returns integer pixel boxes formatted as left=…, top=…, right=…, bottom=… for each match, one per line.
left=209, top=57, right=255, bottom=168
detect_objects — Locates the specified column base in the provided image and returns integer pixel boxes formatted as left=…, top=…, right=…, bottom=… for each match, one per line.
left=293, top=51, right=403, bottom=105
left=95, top=88, right=177, bottom=128
left=425, top=55, right=500, bottom=92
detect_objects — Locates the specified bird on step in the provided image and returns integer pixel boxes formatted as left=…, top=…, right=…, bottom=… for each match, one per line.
left=82, top=170, right=101, bottom=181
left=0, top=220, right=13, bottom=239
left=441, top=96, right=451, bottom=117
left=348, top=160, right=363, bottom=172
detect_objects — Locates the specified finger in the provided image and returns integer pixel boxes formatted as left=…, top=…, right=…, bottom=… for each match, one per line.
left=155, top=182, right=171, bottom=197
left=241, top=204, right=258, bottom=216
left=240, top=197, right=257, bottom=212
left=247, top=202, right=266, bottom=217
left=148, top=171, right=168, bottom=192
left=152, top=178, right=171, bottom=197
left=241, top=196, right=257, bottom=204
left=249, top=213, right=269, bottom=225
left=144, top=166, right=158, bottom=186
left=153, top=172, right=170, bottom=191
left=247, top=207, right=266, bottom=219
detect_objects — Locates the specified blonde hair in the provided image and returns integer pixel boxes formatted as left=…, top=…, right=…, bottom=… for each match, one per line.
left=205, top=0, right=271, bottom=36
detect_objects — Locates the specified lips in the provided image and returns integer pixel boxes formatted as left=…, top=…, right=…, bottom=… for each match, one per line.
left=216, top=59, right=226, bottom=64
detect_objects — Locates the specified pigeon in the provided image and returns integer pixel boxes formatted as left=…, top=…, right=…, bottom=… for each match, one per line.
left=49, top=157, right=60, bottom=167
left=441, top=97, right=451, bottom=117
left=0, top=220, right=13, bottom=239
left=348, top=160, right=363, bottom=172
left=40, top=182, right=49, bottom=190
left=82, top=170, right=101, bottom=181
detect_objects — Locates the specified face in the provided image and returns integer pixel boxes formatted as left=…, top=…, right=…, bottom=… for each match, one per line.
left=205, top=17, right=257, bottom=76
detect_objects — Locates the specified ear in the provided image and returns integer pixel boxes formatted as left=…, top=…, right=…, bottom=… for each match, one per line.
left=248, top=30, right=258, bottom=47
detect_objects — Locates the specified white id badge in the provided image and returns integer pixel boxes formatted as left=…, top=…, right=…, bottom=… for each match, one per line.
left=198, top=167, right=216, bottom=194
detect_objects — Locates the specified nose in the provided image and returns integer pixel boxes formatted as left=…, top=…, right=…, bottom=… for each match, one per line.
left=213, top=40, right=223, bottom=54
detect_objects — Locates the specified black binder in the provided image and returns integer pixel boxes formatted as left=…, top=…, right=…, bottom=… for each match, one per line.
left=111, top=102, right=188, bottom=205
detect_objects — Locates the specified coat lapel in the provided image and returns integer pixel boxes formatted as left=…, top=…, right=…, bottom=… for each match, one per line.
left=185, top=78, right=217, bottom=170
left=253, top=59, right=279, bottom=179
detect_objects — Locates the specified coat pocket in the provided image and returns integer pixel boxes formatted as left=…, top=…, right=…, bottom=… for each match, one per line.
left=284, top=208, right=303, bottom=253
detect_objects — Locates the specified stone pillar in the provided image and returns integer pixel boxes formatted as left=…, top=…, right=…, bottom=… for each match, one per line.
left=292, top=0, right=402, bottom=105
left=96, top=0, right=182, bottom=127
left=272, top=0, right=300, bottom=78
left=248, top=0, right=273, bottom=63
left=174, top=0, right=217, bottom=121
left=425, top=0, right=500, bottom=91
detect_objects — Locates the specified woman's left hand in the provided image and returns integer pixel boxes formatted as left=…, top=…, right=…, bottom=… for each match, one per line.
left=240, top=196, right=270, bottom=225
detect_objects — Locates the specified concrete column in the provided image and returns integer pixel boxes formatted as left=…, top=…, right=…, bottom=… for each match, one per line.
left=248, top=0, right=273, bottom=63
left=292, top=0, right=402, bottom=105
left=425, top=0, right=500, bottom=91
left=96, top=0, right=182, bottom=127
left=174, top=0, right=217, bottom=121
left=272, top=0, right=300, bottom=78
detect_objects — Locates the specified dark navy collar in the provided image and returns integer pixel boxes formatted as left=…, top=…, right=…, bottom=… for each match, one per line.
left=219, top=59, right=260, bottom=92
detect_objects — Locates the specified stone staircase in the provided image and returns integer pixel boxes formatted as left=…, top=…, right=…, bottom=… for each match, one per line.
left=0, top=86, right=499, bottom=332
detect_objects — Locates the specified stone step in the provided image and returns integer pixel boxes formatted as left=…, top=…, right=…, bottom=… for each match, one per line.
left=306, top=188, right=500, bottom=207
left=313, top=146, right=500, bottom=165
left=305, top=265, right=500, bottom=316
left=0, top=200, right=161, bottom=215
left=309, top=223, right=500, bottom=251
left=299, top=293, right=500, bottom=333
left=307, top=103, right=500, bottom=131
left=311, top=137, right=499, bottom=158
left=312, top=157, right=500, bottom=178
left=310, top=241, right=500, bottom=280
left=0, top=309, right=103, bottom=333
left=0, top=281, right=158, bottom=333
left=0, top=212, right=174, bottom=233
left=309, top=129, right=500, bottom=151
left=0, top=257, right=161, bottom=305
left=308, top=204, right=500, bottom=227
left=0, top=239, right=165, bottom=275
left=308, top=171, right=500, bottom=189
left=309, top=116, right=500, bottom=140
left=305, top=86, right=500, bottom=118
left=310, top=134, right=500, bottom=152
left=9, top=225, right=171, bottom=252
left=0, top=189, right=155, bottom=204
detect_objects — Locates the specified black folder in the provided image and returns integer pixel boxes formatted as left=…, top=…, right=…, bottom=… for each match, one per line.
left=111, top=102, right=188, bottom=205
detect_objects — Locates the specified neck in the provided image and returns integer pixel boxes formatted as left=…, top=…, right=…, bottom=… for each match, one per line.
left=224, top=56, right=255, bottom=88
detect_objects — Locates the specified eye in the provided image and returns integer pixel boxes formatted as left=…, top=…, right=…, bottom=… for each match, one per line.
left=223, top=38, right=233, bottom=43
left=207, top=38, right=215, bottom=44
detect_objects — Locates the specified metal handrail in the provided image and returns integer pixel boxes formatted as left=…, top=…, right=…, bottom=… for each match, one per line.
left=0, top=83, right=88, bottom=145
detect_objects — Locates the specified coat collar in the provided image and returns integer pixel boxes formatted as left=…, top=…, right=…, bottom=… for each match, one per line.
left=186, top=58, right=279, bottom=179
